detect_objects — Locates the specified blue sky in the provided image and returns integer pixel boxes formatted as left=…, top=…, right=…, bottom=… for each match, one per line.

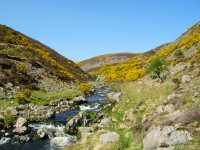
left=0, top=0, right=200, bottom=61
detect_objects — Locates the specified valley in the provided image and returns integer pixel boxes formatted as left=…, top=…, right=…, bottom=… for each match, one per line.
left=0, top=21, right=200, bottom=150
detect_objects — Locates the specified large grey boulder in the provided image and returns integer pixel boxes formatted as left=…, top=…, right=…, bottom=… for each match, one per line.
left=182, top=75, right=191, bottom=84
left=13, top=126, right=29, bottom=135
left=15, top=117, right=28, bottom=128
left=107, top=92, right=122, bottom=102
left=13, top=117, right=29, bottom=135
left=169, top=63, right=186, bottom=75
left=99, top=132, right=120, bottom=142
left=143, top=126, right=192, bottom=150
left=51, top=135, right=77, bottom=148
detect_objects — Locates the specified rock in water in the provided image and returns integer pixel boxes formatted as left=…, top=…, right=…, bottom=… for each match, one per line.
left=143, top=126, right=192, bottom=150
left=13, top=126, right=29, bottom=135
left=99, top=132, right=120, bottom=142
left=13, top=117, right=29, bottom=135
left=73, top=96, right=86, bottom=101
left=51, top=136, right=77, bottom=148
left=18, top=136, right=30, bottom=143
left=46, top=109, right=55, bottom=118
left=37, top=129, right=47, bottom=139
left=15, top=117, right=28, bottom=128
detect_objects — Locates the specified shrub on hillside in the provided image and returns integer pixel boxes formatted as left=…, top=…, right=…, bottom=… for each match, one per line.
left=16, top=63, right=27, bottom=73
left=15, top=93, right=28, bottom=104
left=146, top=57, right=167, bottom=79
left=174, top=49, right=184, bottom=57
left=21, top=89, right=32, bottom=98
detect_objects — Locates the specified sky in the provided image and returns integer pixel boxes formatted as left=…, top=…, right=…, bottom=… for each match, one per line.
left=0, top=0, right=200, bottom=61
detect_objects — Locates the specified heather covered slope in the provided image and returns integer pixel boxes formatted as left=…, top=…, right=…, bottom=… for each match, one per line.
left=0, top=25, right=92, bottom=83
left=78, top=53, right=138, bottom=73
left=92, top=21, right=200, bottom=82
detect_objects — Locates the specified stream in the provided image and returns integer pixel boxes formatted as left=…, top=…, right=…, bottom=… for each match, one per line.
left=0, top=87, right=108, bottom=150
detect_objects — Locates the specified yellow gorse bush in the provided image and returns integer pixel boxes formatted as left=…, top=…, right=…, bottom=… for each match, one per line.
left=93, top=57, right=147, bottom=82
left=16, top=63, right=28, bottom=73
left=94, top=24, right=200, bottom=82
left=21, top=89, right=32, bottom=97
left=79, top=83, right=92, bottom=96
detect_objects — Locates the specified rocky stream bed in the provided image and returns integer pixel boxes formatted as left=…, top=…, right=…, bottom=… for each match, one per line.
left=0, top=86, right=120, bottom=150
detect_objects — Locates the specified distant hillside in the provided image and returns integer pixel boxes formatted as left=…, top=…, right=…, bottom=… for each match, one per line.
left=92, top=21, right=200, bottom=82
left=0, top=25, right=92, bottom=93
left=78, top=53, right=138, bottom=73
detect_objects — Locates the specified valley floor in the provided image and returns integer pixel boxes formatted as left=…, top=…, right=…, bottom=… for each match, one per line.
left=65, top=63, right=200, bottom=150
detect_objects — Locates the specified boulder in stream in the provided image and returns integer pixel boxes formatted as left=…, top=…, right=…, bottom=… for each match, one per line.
left=13, top=117, right=29, bottom=135
left=51, top=135, right=77, bottom=148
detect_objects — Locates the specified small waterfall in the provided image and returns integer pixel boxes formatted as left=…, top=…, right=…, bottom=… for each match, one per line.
left=0, top=137, right=10, bottom=145
left=79, top=105, right=93, bottom=111
left=30, top=124, right=77, bottom=149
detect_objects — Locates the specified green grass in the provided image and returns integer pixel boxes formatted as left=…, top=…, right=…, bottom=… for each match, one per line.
left=0, top=85, right=81, bottom=108
left=30, top=86, right=81, bottom=106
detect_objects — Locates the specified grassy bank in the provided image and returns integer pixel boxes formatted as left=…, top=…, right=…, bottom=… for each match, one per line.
left=65, top=81, right=175, bottom=150
left=0, top=85, right=81, bottom=108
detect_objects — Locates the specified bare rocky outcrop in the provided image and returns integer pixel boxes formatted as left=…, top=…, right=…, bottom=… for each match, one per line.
left=143, top=126, right=192, bottom=150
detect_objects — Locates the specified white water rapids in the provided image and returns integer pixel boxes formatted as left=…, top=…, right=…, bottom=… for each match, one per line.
left=0, top=137, right=10, bottom=145
left=30, top=124, right=77, bottom=149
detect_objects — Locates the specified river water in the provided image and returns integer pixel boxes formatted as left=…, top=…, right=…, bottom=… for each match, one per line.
left=0, top=87, right=108, bottom=150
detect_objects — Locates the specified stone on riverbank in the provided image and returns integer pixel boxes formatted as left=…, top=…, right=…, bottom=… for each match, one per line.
left=107, top=92, right=122, bottom=102
left=143, top=126, right=192, bottom=150
left=99, top=132, right=120, bottom=142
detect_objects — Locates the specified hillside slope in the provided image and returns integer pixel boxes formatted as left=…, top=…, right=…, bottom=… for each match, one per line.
left=0, top=25, right=92, bottom=97
left=93, top=21, right=200, bottom=82
left=65, top=21, right=200, bottom=150
left=78, top=53, right=138, bottom=73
